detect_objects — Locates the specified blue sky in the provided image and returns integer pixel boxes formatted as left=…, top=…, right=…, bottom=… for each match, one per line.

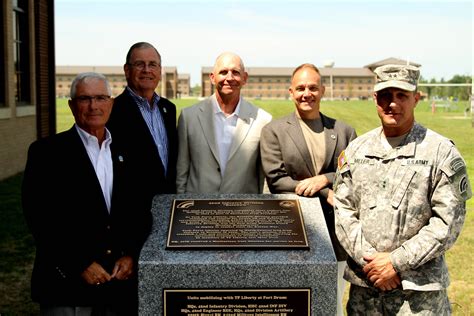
left=55, top=0, right=472, bottom=86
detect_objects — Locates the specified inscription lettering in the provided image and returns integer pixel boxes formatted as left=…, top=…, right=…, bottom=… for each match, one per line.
left=167, top=199, right=309, bottom=249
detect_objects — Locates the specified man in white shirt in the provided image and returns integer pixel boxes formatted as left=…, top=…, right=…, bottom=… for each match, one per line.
left=176, top=52, right=272, bottom=193
left=22, top=73, right=150, bottom=315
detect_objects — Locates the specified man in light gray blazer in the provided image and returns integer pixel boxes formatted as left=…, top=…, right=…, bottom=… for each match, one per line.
left=260, top=63, right=356, bottom=316
left=176, top=52, right=272, bottom=194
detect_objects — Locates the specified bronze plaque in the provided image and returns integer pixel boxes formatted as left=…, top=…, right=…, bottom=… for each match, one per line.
left=166, top=199, right=308, bottom=249
left=163, top=288, right=310, bottom=316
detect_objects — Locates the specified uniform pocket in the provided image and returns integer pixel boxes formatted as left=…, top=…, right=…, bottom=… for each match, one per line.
left=391, top=169, right=417, bottom=209
left=361, top=186, right=378, bottom=210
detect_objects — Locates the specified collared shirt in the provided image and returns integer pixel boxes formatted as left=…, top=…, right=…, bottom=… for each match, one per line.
left=75, top=124, right=113, bottom=213
left=126, top=87, right=168, bottom=174
left=211, top=94, right=241, bottom=176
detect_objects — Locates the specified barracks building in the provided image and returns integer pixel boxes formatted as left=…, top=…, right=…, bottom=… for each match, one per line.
left=55, top=66, right=189, bottom=99
left=201, top=58, right=421, bottom=100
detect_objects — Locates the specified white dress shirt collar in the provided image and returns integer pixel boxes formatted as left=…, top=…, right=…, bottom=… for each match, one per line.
left=75, top=124, right=114, bottom=213
left=211, top=94, right=241, bottom=176
left=211, top=94, right=242, bottom=117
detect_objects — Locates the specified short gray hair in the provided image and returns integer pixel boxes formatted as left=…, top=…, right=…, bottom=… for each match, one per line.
left=70, top=72, right=111, bottom=98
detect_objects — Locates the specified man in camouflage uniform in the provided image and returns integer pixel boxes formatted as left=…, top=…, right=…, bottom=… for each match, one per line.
left=334, top=64, right=471, bottom=315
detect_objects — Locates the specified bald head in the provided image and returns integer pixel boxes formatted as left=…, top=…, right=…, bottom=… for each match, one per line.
left=213, top=52, right=245, bottom=73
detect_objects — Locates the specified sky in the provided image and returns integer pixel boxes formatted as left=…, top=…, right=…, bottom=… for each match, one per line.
left=55, top=0, right=473, bottom=86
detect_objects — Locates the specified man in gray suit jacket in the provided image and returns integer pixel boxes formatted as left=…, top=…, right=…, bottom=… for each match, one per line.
left=260, top=63, right=356, bottom=316
left=176, top=52, right=272, bottom=194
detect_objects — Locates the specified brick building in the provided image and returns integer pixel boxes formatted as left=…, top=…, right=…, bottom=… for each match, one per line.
left=178, top=73, right=191, bottom=97
left=0, top=0, right=55, bottom=180
left=56, top=66, right=180, bottom=99
left=201, top=58, right=421, bottom=100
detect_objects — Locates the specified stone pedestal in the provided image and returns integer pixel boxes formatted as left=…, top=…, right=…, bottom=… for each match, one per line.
left=139, top=194, right=337, bottom=315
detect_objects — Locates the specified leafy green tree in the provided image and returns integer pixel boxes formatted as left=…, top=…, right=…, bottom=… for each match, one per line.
left=448, top=75, right=471, bottom=100
left=191, top=84, right=201, bottom=97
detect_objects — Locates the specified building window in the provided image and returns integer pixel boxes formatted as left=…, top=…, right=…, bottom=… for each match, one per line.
left=13, top=0, right=31, bottom=105
left=0, top=5, right=5, bottom=107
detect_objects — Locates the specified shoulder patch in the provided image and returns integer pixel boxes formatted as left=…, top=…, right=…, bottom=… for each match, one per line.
left=449, top=157, right=465, bottom=174
left=458, top=175, right=472, bottom=200
left=337, top=150, right=349, bottom=172
left=460, top=176, right=468, bottom=195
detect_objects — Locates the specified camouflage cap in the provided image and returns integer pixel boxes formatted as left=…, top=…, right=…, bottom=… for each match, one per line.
left=373, top=64, right=420, bottom=92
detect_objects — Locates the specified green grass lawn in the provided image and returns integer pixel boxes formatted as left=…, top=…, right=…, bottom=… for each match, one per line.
left=1, top=97, right=472, bottom=314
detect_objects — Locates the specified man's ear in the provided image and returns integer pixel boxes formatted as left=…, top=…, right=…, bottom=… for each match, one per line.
left=209, top=72, right=215, bottom=86
left=414, top=91, right=421, bottom=107
left=242, top=71, right=248, bottom=86
left=124, top=64, right=130, bottom=80
left=373, top=92, right=378, bottom=105
left=68, top=99, right=77, bottom=119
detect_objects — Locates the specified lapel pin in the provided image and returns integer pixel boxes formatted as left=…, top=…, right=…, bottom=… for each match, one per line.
left=118, top=155, right=124, bottom=162
left=331, top=134, right=336, bottom=139
left=163, top=107, right=167, bottom=114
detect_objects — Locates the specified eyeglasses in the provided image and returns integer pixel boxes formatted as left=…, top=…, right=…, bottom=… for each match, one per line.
left=128, top=61, right=161, bottom=71
left=73, top=95, right=111, bottom=105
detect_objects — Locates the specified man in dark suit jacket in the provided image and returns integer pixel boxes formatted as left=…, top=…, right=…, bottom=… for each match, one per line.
left=260, top=63, right=356, bottom=316
left=107, top=42, right=177, bottom=209
left=22, top=73, right=150, bottom=315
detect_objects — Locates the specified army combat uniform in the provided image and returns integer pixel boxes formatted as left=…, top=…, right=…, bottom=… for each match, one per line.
left=334, top=122, right=471, bottom=315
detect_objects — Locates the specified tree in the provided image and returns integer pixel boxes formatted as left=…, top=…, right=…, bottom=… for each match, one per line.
left=191, top=84, right=201, bottom=97
left=448, top=75, right=471, bottom=100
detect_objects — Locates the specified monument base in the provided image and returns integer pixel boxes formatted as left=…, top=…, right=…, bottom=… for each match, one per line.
left=139, top=194, right=337, bottom=315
